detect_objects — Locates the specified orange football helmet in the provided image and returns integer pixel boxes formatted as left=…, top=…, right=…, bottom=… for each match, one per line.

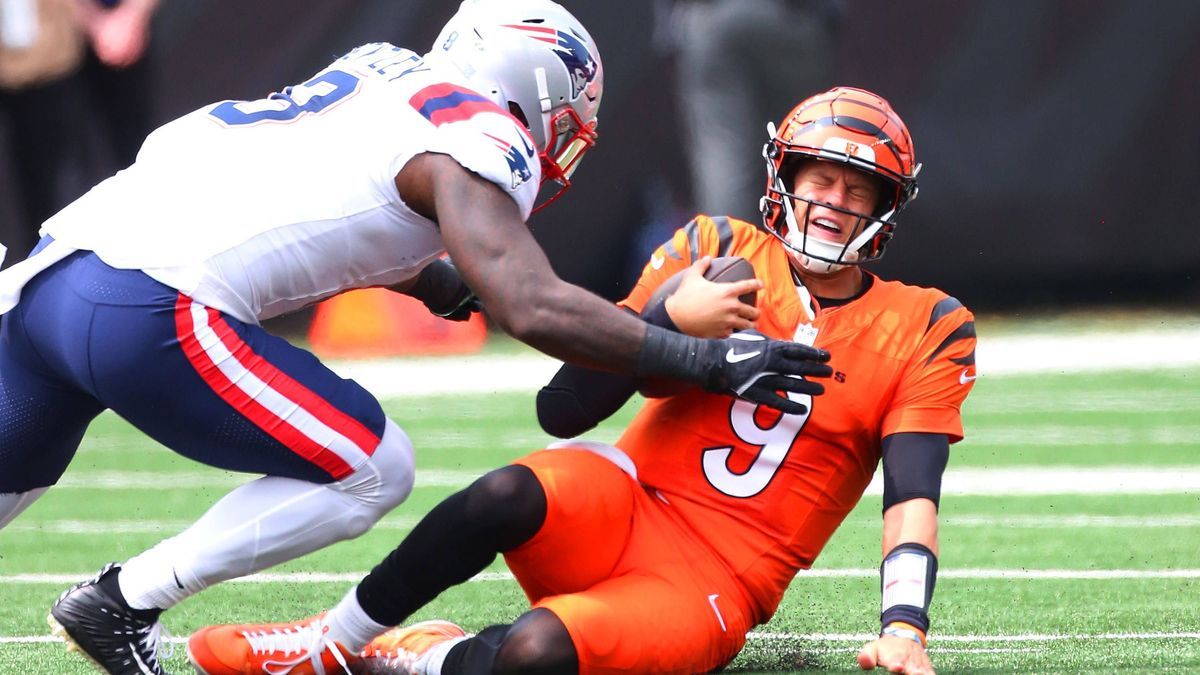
left=760, top=87, right=919, bottom=272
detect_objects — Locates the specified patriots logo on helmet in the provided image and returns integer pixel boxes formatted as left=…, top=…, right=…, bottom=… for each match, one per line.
left=485, top=132, right=533, bottom=190
left=505, top=25, right=598, bottom=100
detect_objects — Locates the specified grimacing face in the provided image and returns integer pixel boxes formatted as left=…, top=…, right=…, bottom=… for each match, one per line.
left=788, top=160, right=882, bottom=246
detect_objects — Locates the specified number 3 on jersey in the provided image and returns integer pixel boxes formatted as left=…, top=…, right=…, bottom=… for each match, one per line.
left=208, top=70, right=361, bottom=127
left=702, top=391, right=813, bottom=498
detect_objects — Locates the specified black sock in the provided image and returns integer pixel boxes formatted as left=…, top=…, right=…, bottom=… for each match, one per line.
left=441, top=625, right=510, bottom=674
left=356, top=466, right=546, bottom=625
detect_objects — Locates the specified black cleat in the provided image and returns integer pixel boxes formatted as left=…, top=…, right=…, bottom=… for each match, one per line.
left=48, top=563, right=169, bottom=674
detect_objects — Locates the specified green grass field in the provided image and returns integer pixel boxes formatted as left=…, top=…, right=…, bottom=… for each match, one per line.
left=1, top=364, right=1198, bottom=673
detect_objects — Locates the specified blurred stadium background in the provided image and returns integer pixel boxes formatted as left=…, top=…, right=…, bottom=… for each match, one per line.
left=1, top=1, right=1198, bottom=673
left=2, top=0, right=1198, bottom=310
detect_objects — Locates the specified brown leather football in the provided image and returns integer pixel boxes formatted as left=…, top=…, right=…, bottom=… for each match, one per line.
left=644, top=256, right=758, bottom=311
left=639, top=256, right=757, bottom=398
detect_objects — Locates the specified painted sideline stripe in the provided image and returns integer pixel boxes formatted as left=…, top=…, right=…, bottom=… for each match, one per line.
left=323, top=328, right=1200, bottom=398
left=45, top=467, right=1200, bottom=495
left=6, top=568, right=1200, bottom=586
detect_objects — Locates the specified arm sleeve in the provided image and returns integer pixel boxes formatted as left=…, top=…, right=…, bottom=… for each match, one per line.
left=880, top=432, right=950, bottom=510
left=536, top=365, right=640, bottom=438
left=538, top=215, right=746, bottom=437
left=536, top=307, right=661, bottom=438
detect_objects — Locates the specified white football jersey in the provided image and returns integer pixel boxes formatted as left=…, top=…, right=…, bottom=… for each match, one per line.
left=9, top=43, right=541, bottom=323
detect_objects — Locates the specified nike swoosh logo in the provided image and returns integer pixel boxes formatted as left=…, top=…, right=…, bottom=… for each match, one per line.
left=726, top=349, right=760, bottom=364
left=707, top=594, right=727, bottom=632
left=650, top=255, right=665, bottom=269
left=959, top=369, right=977, bottom=385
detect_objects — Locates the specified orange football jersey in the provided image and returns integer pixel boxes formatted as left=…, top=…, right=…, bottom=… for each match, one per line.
left=617, top=215, right=976, bottom=623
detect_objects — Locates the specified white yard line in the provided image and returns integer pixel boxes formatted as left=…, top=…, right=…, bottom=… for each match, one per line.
left=749, top=631, right=1200, bottom=642
left=940, top=514, right=1200, bottom=528
left=871, top=467, right=1200, bottom=496
left=5, top=568, right=1200, bottom=586
left=51, top=468, right=481, bottom=490
left=323, top=328, right=1200, bottom=399
left=4, top=631, right=1197, bottom=646
left=49, top=465, right=1200, bottom=495
left=11, top=512, right=1196, bottom=536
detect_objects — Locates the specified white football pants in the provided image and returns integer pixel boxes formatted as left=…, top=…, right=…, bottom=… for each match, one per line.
left=114, top=418, right=415, bottom=610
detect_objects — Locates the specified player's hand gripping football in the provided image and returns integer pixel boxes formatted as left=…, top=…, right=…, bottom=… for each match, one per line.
left=665, top=257, right=761, bottom=338
left=857, top=634, right=936, bottom=675
left=707, top=330, right=831, bottom=415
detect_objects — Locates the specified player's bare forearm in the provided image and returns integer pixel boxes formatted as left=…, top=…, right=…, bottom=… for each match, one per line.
left=863, top=498, right=940, bottom=673
left=396, top=154, right=833, bottom=413
left=882, top=498, right=939, bottom=555
left=418, top=154, right=645, bottom=371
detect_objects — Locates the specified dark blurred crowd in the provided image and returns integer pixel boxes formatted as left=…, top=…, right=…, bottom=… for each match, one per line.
left=0, top=0, right=158, bottom=266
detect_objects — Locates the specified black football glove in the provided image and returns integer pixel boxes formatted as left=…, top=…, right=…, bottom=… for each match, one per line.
left=409, top=258, right=482, bottom=321
left=706, top=330, right=831, bottom=414
left=637, top=326, right=832, bottom=415
left=434, top=294, right=483, bottom=322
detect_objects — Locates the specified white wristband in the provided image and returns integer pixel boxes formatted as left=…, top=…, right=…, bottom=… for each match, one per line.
left=882, top=624, right=924, bottom=646
left=881, top=550, right=931, bottom=612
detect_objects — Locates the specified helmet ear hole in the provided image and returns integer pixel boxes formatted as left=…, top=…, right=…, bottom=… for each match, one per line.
left=777, top=156, right=803, bottom=192
left=507, top=102, right=531, bottom=130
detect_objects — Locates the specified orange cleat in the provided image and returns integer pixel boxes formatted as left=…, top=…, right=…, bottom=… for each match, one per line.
left=187, top=615, right=358, bottom=675
left=358, top=620, right=468, bottom=675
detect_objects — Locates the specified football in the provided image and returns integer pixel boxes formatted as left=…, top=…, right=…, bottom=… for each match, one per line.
left=644, top=256, right=758, bottom=311
left=639, top=256, right=758, bottom=398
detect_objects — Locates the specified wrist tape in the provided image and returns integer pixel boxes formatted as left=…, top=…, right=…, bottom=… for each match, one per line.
left=880, top=542, right=938, bottom=636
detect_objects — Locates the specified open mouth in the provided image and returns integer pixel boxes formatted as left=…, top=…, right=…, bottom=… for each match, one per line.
left=809, top=217, right=844, bottom=239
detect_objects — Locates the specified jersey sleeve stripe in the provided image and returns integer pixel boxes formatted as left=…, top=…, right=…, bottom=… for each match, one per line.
left=924, top=320, right=977, bottom=365
left=661, top=240, right=684, bottom=260
left=409, top=84, right=535, bottom=143
left=683, top=218, right=701, bottom=263
left=925, top=296, right=964, bottom=332
left=950, top=351, right=976, bottom=366
left=712, top=216, right=734, bottom=257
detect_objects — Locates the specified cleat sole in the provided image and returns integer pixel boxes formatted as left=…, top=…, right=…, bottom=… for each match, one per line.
left=48, top=612, right=107, bottom=672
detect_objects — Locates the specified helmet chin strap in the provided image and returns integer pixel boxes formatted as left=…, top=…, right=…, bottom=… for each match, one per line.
left=782, top=197, right=847, bottom=274
left=775, top=173, right=892, bottom=275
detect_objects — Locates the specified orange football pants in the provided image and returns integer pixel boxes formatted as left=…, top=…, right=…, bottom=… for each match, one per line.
left=505, top=447, right=754, bottom=675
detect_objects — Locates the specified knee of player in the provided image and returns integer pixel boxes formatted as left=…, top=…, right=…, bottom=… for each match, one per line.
left=494, top=611, right=578, bottom=675
left=335, top=419, right=415, bottom=522
left=463, top=465, right=545, bottom=529
left=371, top=420, right=416, bottom=507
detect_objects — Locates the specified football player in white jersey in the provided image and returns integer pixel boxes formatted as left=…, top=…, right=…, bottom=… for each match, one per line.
left=0, top=2, right=831, bottom=673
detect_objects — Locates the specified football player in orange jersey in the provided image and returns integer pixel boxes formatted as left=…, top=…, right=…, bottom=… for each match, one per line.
left=187, top=87, right=973, bottom=675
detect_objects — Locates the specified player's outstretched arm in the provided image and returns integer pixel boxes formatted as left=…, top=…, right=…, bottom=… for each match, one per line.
left=859, top=433, right=948, bottom=674
left=858, top=497, right=939, bottom=674
left=537, top=256, right=765, bottom=437
left=398, top=154, right=832, bottom=413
